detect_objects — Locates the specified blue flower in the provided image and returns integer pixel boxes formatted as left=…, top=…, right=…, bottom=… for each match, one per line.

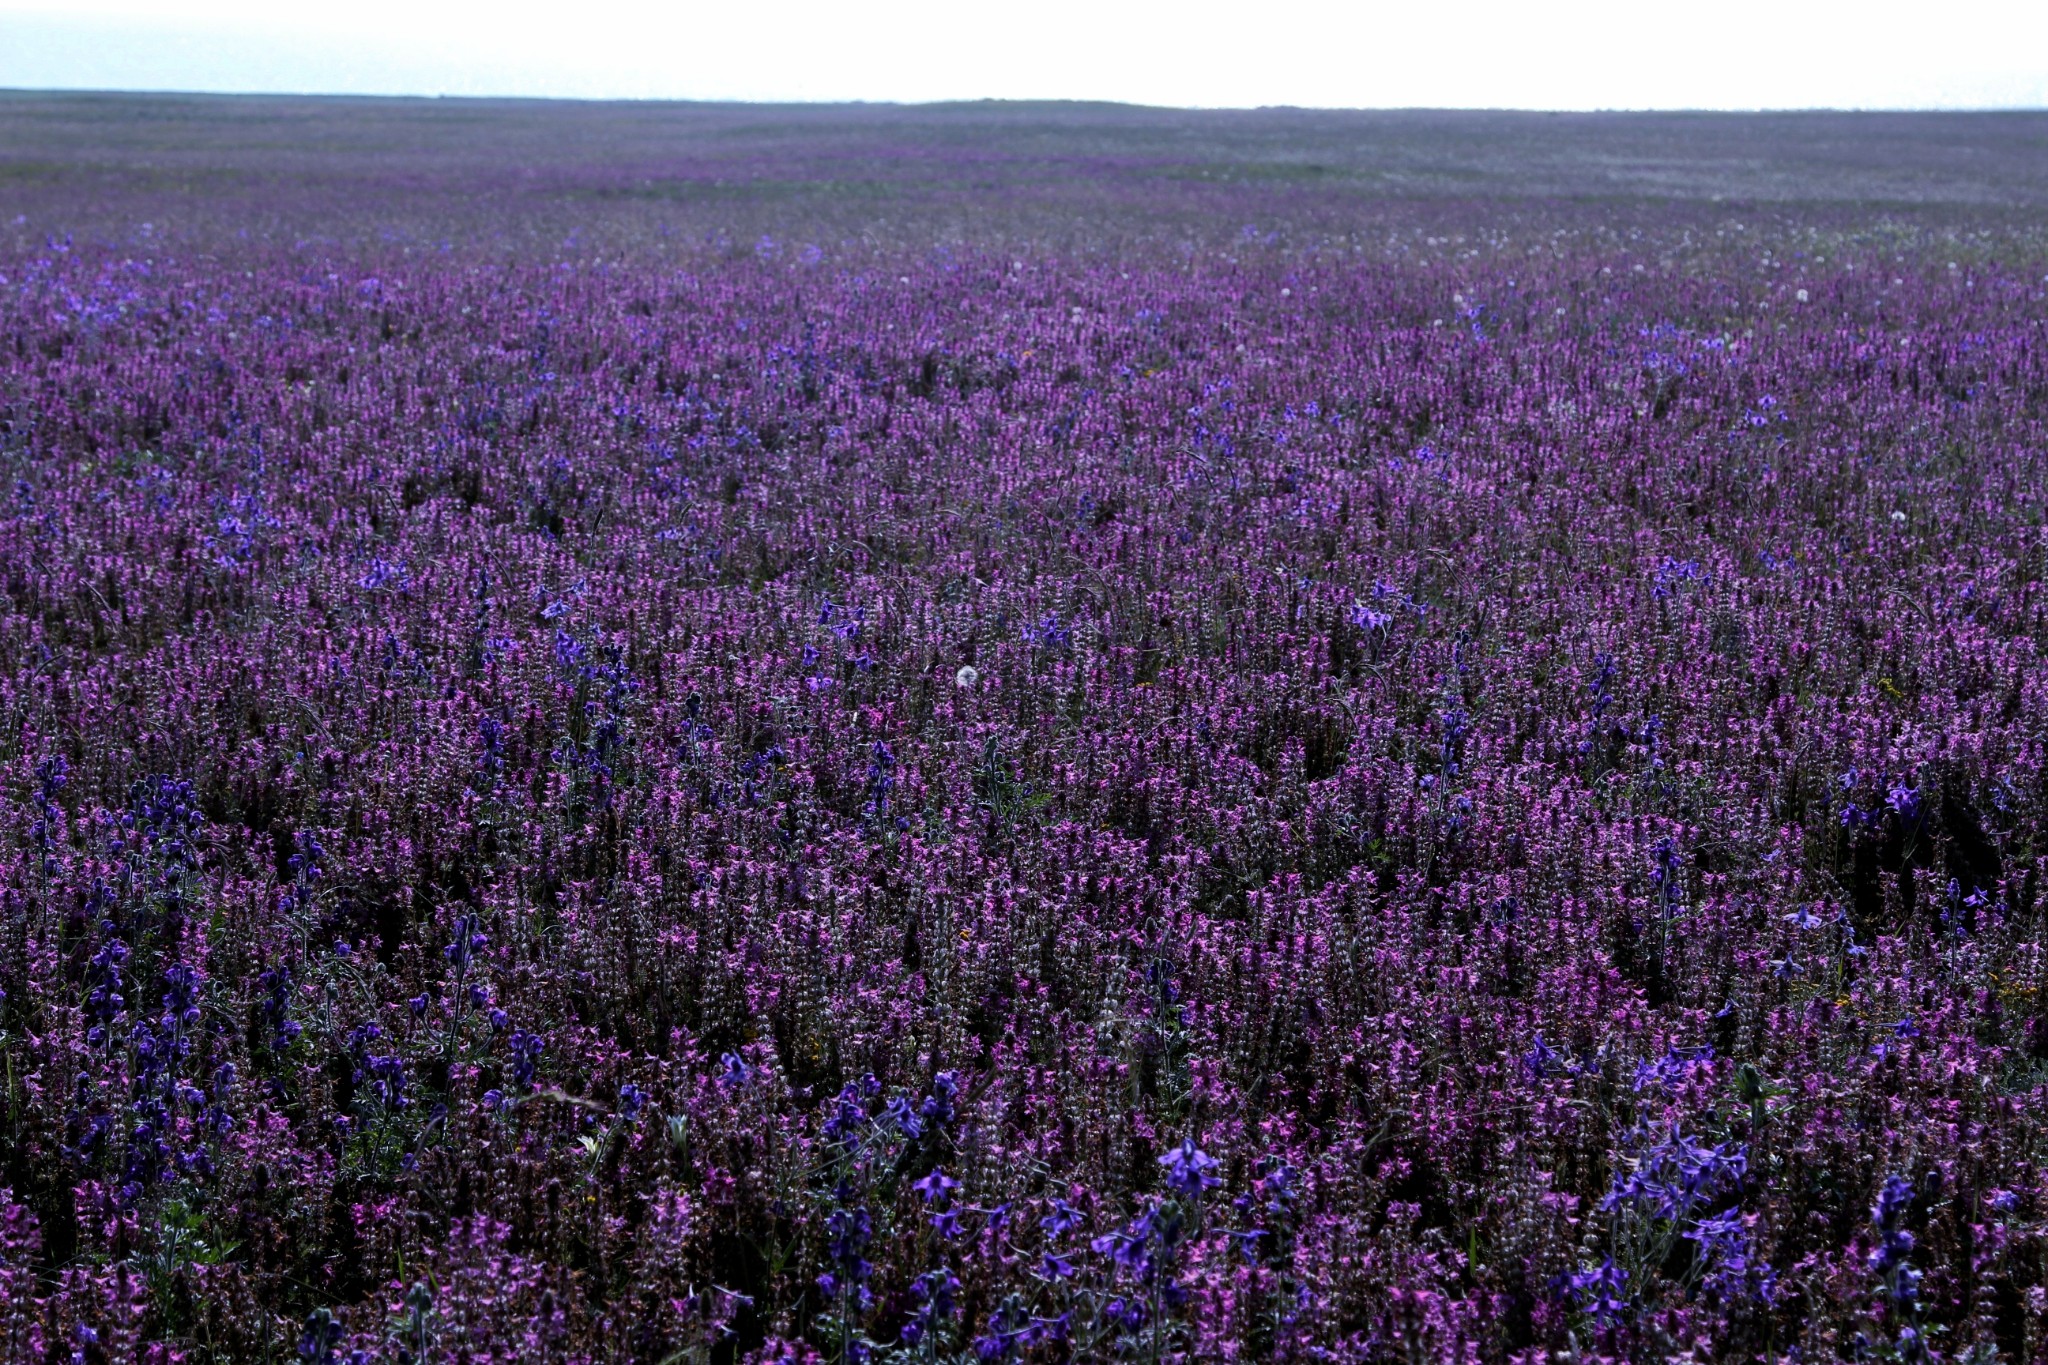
left=1872, top=1174, right=1914, bottom=1233
left=824, top=1206, right=874, bottom=1282
left=904, top=1267, right=960, bottom=1345
left=919, top=1071, right=958, bottom=1127
left=1159, top=1138, right=1220, bottom=1196
left=1349, top=603, right=1393, bottom=632
left=883, top=1094, right=923, bottom=1140
left=1684, top=1208, right=1749, bottom=1271
left=298, top=1307, right=344, bottom=1364
left=507, top=1031, right=544, bottom=1089
left=1604, top=1128, right=1745, bottom=1222
left=913, top=1168, right=959, bottom=1206
left=1569, top=1258, right=1628, bottom=1321
left=1040, top=1198, right=1084, bottom=1237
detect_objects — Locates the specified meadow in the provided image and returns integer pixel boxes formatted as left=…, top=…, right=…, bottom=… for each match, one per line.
left=3, top=94, right=2048, bottom=1363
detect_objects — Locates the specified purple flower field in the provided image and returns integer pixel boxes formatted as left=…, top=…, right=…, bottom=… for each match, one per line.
left=4, top=96, right=2048, bottom=1364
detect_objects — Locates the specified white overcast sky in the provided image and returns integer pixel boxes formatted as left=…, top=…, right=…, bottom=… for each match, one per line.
left=0, top=0, right=2043, bottom=110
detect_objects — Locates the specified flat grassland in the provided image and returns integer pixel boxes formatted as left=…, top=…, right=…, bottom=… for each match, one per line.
left=2, top=94, right=2047, bottom=1365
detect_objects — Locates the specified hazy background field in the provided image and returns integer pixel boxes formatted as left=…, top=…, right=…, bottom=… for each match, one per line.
left=6, top=93, right=2048, bottom=250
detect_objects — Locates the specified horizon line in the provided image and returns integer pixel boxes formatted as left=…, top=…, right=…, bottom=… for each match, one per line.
left=4, top=87, right=2047, bottom=116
